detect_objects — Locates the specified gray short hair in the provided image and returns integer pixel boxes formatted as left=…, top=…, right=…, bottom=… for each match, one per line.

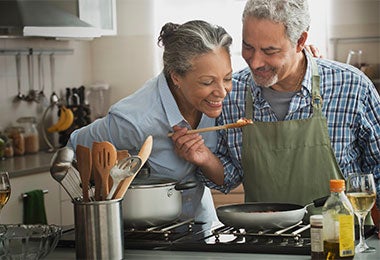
left=158, top=20, right=233, bottom=81
left=242, top=0, right=310, bottom=45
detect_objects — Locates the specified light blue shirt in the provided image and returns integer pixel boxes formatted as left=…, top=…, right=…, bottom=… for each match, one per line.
left=68, top=72, right=218, bottom=223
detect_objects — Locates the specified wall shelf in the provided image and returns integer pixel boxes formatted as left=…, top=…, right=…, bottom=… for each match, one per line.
left=0, top=48, right=73, bottom=56
left=330, top=36, right=380, bottom=60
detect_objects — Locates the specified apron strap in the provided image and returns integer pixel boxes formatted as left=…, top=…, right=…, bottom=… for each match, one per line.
left=310, top=56, right=323, bottom=116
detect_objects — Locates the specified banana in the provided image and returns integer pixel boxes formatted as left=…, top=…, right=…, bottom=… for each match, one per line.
left=47, top=106, right=67, bottom=133
left=57, top=107, right=74, bottom=132
left=47, top=106, right=74, bottom=133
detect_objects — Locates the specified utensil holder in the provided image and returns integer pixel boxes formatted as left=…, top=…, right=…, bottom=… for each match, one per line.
left=73, top=198, right=124, bottom=259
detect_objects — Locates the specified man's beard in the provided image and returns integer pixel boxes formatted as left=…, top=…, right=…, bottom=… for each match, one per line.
left=250, top=67, right=278, bottom=88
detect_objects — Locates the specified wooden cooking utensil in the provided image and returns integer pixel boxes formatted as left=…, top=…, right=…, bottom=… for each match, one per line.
left=109, top=150, right=131, bottom=191
left=167, top=118, right=253, bottom=137
left=92, top=141, right=117, bottom=200
left=117, top=150, right=130, bottom=161
left=113, top=135, right=153, bottom=199
left=76, top=144, right=92, bottom=202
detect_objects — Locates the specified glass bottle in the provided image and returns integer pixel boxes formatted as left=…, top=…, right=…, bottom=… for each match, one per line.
left=310, top=214, right=324, bottom=260
left=5, top=126, right=25, bottom=156
left=4, top=139, right=14, bottom=158
left=16, top=117, right=39, bottom=154
left=322, top=179, right=355, bottom=259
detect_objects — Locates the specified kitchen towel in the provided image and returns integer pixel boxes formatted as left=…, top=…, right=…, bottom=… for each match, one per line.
left=23, top=189, right=48, bottom=225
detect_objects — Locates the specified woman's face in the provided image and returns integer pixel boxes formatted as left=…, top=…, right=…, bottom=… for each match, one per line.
left=172, top=47, right=233, bottom=119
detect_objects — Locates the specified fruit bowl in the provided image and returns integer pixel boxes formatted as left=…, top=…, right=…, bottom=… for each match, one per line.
left=0, top=224, right=62, bottom=259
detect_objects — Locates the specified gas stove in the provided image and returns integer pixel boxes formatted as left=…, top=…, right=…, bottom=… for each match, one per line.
left=58, top=219, right=376, bottom=256
left=123, top=219, right=313, bottom=255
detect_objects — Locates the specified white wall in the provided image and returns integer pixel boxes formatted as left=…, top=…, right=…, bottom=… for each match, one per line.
left=91, top=0, right=157, bottom=104
left=327, top=0, right=380, bottom=66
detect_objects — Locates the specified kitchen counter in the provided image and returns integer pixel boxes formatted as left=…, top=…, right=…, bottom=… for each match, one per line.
left=0, top=151, right=53, bottom=177
left=47, top=236, right=380, bottom=260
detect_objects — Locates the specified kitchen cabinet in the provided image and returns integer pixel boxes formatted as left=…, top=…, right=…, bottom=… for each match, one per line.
left=2, top=171, right=61, bottom=225
left=211, top=184, right=244, bottom=208
left=79, top=0, right=117, bottom=36
left=60, top=185, right=75, bottom=226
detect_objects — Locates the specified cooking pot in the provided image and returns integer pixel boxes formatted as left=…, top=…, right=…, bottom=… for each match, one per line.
left=216, top=196, right=328, bottom=230
left=123, top=176, right=197, bottom=228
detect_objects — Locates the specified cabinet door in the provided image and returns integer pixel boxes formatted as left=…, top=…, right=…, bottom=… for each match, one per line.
left=79, top=0, right=117, bottom=36
left=2, top=172, right=61, bottom=225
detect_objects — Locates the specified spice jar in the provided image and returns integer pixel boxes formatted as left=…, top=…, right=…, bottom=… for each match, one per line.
left=4, top=139, right=14, bottom=158
left=5, top=126, right=25, bottom=156
left=16, top=117, right=40, bottom=154
left=310, top=214, right=324, bottom=259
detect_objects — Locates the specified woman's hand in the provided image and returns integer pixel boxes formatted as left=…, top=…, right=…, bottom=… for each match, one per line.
left=170, top=126, right=211, bottom=166
left=170, top=125, right=225, bottom=186
left=305, top=44, right=323, bottom=58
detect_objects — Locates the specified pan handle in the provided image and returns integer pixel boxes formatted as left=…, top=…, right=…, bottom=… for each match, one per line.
left=312, top=196, right=329, bottom=208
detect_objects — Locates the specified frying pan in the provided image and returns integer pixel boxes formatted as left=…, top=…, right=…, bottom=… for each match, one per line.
left=216, top=196, right=328, bottom=230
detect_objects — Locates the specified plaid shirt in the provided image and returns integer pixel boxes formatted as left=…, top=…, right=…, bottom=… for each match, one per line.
left=198, top=54, right=380, bottom=207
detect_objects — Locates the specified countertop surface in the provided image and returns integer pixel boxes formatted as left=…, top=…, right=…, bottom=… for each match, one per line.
left=0, top=151, right=53, bottom=177
left=47, top=236, right=380, bottom=260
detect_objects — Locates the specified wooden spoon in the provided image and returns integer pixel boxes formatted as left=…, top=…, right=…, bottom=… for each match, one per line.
left=76, top=145, right=92, bottom=202
left=92, top=141, right=117, bottom=200
left=113, top=135, right=153, bottom=199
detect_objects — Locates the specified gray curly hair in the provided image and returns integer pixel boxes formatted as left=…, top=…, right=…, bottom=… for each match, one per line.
left=242, top=0, right=310, bottom=45
left=157, top=20, right=233, bottom=83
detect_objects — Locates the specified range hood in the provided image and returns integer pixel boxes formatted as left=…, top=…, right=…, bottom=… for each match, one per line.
left=0, top=0, right=102, bottom=39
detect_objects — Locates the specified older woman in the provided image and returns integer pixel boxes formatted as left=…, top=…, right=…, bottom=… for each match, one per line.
left=68, top=20, right=233, bottom=225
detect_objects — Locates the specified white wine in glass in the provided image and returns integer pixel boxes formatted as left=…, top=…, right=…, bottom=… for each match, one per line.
left=0, top=171, right=11, bottom=211
left=346, top=173, right=376, bottom=253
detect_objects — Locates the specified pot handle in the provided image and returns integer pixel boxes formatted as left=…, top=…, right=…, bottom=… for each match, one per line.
left=175, top=181, right=197, bottom=191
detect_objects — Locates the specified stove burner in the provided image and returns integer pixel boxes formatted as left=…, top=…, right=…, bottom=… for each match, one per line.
left=212, top=221, right=311, bottom=242
left=124, top=219, right=196, bottom=249
left=210, top=222, right=311, bottom=249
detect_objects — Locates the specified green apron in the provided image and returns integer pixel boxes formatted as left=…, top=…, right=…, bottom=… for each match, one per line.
left=242, top=58, right=344, bottom=215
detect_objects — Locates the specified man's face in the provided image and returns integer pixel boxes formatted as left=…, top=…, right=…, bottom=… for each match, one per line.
left=241, top=16, right=299, bottom=89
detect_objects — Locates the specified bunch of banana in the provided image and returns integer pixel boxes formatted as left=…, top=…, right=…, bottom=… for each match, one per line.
left=47, top=106, right=74, bottom=133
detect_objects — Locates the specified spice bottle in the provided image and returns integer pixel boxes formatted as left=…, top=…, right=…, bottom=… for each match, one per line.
left=16, top=117, right=39, bottom=154
left=310, top=214, right=324, bottom=259
left=322, top=179, right=355, bottom=259
left=4, top=139, right=14, bottom=158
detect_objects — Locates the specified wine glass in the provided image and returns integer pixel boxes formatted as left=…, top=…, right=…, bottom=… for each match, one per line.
left=0, top=171, right=11, bottom=212
left=346, top=173, right=376, bottom=253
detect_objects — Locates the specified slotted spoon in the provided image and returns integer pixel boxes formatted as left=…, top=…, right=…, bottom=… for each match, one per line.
left=106, top=156, right=142, bottom=200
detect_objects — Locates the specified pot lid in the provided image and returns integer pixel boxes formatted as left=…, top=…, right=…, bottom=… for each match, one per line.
left=130, top=176, right=177, bottom=188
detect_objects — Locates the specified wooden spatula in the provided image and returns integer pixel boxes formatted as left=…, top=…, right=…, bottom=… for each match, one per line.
left=92, top=141, right=117, bottom=200
left=114, top=135, right=153, bottom=199
left=76, top=144, right=92, bottom=202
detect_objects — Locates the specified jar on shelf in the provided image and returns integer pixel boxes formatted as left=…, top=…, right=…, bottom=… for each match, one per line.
left=4, top=139, right=14, bottom=158
left=5, top=126, right=25, bottom=156
left=16, top=117, right=40, bottom=154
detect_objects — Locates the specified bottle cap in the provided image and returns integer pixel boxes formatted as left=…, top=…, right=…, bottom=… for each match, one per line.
left=310, top=214, right=323, bottom=225
left=330, top=179, right=345, bottom=192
